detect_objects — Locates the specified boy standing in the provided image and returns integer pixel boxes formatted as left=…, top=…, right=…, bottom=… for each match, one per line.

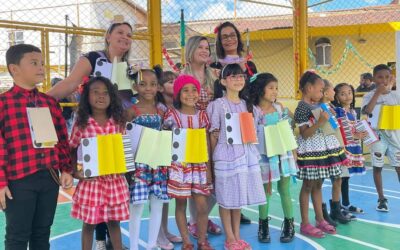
left=0, top=44, right=73, bottom=249
left=362, top=64, right=400, bottom=212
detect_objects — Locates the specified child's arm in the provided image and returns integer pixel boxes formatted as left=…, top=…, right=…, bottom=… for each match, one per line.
left=0, top=132, right=12, bottom=210
left=206, top=132, right=213, bottom=186
left=299, top=111, right=329, bottom=139
left=363, top=85, right=386, bottom=114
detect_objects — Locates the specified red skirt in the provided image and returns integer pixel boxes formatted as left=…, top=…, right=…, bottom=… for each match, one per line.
left=71, top=174, right=129, bottom=224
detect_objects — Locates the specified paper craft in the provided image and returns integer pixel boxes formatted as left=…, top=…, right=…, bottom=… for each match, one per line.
left=184, top=128, right=208, bottom=163
left=378, top=105, right=400, bottom=130
left=320, top=103, right=339, bottom=130
left=367, top=104, right=381, bottom=129
left=225, top=112, right=257, bottom=145
left=239, top=112, right=257, bottom=143
left=256, top=125, right=266, bottom=155
left=93, top=57, right=112, bottom=79
left=111, top=57, right=132, bottom=90
left=172, top=128, right=188, bottom=162
left=81, top=133, right=135, bottom=178
left=355, top=120, right=379, bottom=146
left=26, top=107, right=58, bottom=148
left=125, top=122, right=144, bottom=157
left=264, top=120, right=298, bottom=157
left=312, top=108, right=337, bottom=135
left=135, top=127, right=172, bottom=168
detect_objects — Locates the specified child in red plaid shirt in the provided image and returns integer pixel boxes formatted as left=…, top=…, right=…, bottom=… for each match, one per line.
left=70, top=76, right=129, bottom=250
left=0, top=44, right=73, bottom=249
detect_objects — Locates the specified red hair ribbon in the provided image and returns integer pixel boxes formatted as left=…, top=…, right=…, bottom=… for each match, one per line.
left=78, top=76, right=90, bottom=94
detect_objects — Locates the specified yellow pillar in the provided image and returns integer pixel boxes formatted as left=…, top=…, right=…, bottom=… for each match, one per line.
left=293, top=0, right=308, bottom=99
left=148, top=0, right=163, bottom=67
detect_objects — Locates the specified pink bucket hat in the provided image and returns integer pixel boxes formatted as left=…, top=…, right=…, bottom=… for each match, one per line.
left=173, top=74, right=201, bottom=100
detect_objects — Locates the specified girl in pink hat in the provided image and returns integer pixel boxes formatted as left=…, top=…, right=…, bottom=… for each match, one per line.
left=163, top=74, right=214, bottom=250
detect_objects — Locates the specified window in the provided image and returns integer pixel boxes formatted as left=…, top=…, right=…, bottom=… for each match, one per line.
left=8, top=31, right=24, bottom=46
left=315, top=37, right=331, bottom=67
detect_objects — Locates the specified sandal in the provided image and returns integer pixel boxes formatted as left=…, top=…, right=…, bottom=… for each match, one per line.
left=300, top=223, right=325, bottom=238
left=207, top=219, right=222, bottom=235
left=166, top=232, right=183, bottom=243
left=237, top=239, right=252, bottom=250
left=181, top=242, right=194, bottom=250
left=198, top=240, right=215, bottom=250
left=316, top=220, right=337, bottom=234
left=224, top=241, right=242, bottom=250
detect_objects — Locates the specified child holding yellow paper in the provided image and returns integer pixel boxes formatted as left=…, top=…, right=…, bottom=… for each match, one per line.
left=126, top=68, right=170, bottom=250
left=362, top=64, right=400, bottom=212
left=207, top=63, right=266, bottom=250
left=248, top=73, right=296, bottom=243
left=294, top=71, right=347, bottom=238
left=69, top=76, right=129, bottom=250
left=320, top=80, right=351, bottom=226
left=333, top=83, right=367, bottom=218
left=163, top=74, right=214, bottom=250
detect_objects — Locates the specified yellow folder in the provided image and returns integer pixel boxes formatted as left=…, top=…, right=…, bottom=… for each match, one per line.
left=184, top=128, right=209, bottom=163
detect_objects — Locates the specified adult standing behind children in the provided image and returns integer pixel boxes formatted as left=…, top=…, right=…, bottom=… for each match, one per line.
left=182, top=35, right=223, bottom=238
left=356, top=73, right=375, bottom=92
left=47, top=20, right=134, bottom=109
left=0, top=44, right=73, bottom=249
left=361, top=64, right=400, bottom=212
left=215, top=21, right=257, bottom=78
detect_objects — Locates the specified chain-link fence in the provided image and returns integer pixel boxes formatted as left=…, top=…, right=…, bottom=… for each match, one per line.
left=0, top=0, right=398, bottom=98
left=0, top=0, right=150, bottom=93
left=161, top=0, right=398, bottom=98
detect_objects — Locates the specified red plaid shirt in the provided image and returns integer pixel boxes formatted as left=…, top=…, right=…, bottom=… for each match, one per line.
left=0, top=84, right=72, bottom=188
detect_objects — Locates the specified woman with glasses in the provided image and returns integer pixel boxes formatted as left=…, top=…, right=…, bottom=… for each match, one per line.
left=47, top=21, right=134, bottom=250
left=214, top=21, right=256, bottom=225
left=215, top=21, right=257, bottom=78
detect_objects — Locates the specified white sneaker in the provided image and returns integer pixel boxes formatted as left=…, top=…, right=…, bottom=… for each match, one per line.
left=96, top=240, right=107, bottom=250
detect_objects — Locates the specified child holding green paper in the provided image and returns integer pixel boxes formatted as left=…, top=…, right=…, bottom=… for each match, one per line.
left=126, top=67, right=170, bottom=250
left=70, top=76, right=128, bottom=250
left=163, top=74, right=214, bottom=250
left=248, top=73, right=296, bottom=243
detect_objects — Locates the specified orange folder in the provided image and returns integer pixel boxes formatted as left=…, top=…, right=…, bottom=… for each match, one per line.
left=239, top=112, right=257, bottom=144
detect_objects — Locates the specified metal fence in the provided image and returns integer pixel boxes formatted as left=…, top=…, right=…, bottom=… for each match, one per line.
left=0, top=0, right=398, bottom=98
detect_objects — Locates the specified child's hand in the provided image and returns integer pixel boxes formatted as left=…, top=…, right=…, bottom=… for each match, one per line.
left=60, top=172, right=73, bottom=189
left=211, top=130, right=220, bottom=140
left=0, top=186, right=12, bottom=210
left=376, top=83, right=388, bottom=95
left=317, top=111, right=330, bottom=125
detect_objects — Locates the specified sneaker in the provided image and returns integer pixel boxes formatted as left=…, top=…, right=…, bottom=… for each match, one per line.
left=188, top=222, right=199, bottom=238
left=376, top=198, right=389, bottom=212
left=96, top=240, right=107, bottom=250
left=341, top=209, right=356, bottom=221
left=342, top=204, right=364, bottom=214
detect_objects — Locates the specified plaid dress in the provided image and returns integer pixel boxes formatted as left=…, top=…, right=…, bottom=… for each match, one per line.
left=70, top=117, right=129, bottom=224
left=294, top=101, right=346, bottom=180
left=128, top=104, right=170, bottom=204
left=164, top=108, right=211, bottom=198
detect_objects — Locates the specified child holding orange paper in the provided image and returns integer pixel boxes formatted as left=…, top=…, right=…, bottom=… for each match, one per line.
left=207, top=63, right=266, bottom=250
left=163, top=74, right=214, bottom=250
left=69, top=76, right=128, bottom=250
left=126, top=67, right=170, bottom=250
left=248, top=73, right=296, bottom=243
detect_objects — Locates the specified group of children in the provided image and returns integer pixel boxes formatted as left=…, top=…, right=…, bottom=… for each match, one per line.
left=1, top=43, right=399, bottom=250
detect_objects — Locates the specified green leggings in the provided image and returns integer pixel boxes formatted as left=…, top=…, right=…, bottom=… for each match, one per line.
left=258, top=176, right=293, bottom=219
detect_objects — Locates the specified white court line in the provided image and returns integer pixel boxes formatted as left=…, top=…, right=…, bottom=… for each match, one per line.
left=323, top=184, right=400, bottom=200
left=121, top=226, right=148, bottom=248
left=243, top=207, right=389, bottom=250
left=356, top=218, right=400, bottom=229
left=59, top=188, right=73, bottom=200
left=365, top=167, right=396, bottom=172
left=324, top=179, right=400, bottom=194
left=50, top=229, right=82, bottom=241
